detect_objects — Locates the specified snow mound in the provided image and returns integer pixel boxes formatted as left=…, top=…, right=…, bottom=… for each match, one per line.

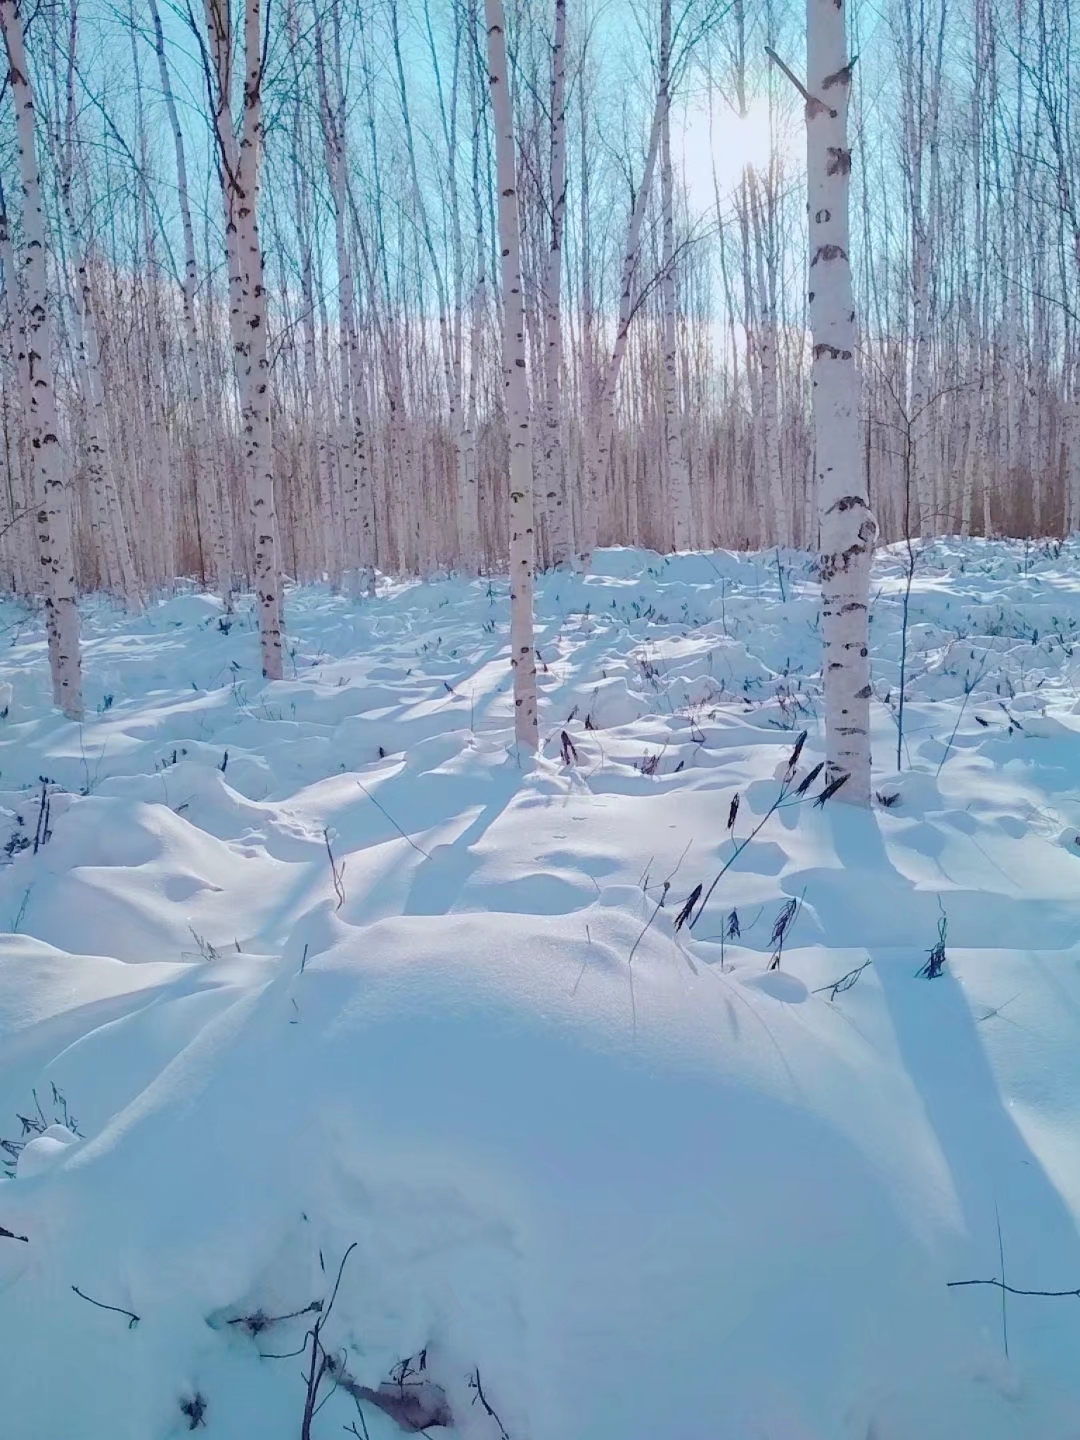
left=3, top=541, right=1080, bottom=1438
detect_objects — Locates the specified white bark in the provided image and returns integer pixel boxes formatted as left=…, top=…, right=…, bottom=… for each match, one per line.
left=205, top=0, right=282, bottom=678
left=315, top=8, right=373, bottom=588
left=237, top=0, right=282, bottom=678
left=57, top=193, right=141, bottom=607
left=460, top=28, right=485, bottom=569
left=659, top=0, right=691, bottom=551
left=960, top=407, right=978, bottom=538
left=806, top=0, right=875, bottom=803
left=390, top=0, right=461, bottom=580
left=0, top=180, right=35, bottom=596
left=2, top=0, right=82, bottom=717
left=749, top=172, right=786, bottom=545
left=586, top=94, right=664, bottom=560
left=486, top=0, right=538, bottom=751
left=1067, top=362, right=1080, bottom=535
left=67, top=270, right=125, bottom=596
left=909, top=240, right=934, bottom=535
left=149, top=0, right=228, bottom=596
left=541, top=0, right=570, bottom=566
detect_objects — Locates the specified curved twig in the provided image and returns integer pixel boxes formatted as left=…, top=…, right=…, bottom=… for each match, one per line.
left=72, top=1285, right=140, bottom=1328
left=948, top=1277, right=1080, bottom=1298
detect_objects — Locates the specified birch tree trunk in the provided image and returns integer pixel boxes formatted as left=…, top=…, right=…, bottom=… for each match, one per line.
left=460, top=23, right=486, bottom=570
left=486, top=0, right=538, bottom=752
left=54, top=134, right=142, bottom=607
left=1066, top=341, right=1080, bottom=536
left=0, top=177, right=35, bottom=597
left=806, top=0, right=875, bottom=802
left=659, top=0, right=691, bottom=550
left=149, top=0, right=228, bottom=597
left=66, top=260, right=127, bottom=598
left=585, top=97, right=664, bottom=560
left=390, top=0, right=461, bottom=579
left=749, top=172, right=787, bottom=545
left=423, top=0, right=470, bottom=575
left=541, top=0, right=571, bottom=565
left=1, top=0, right=82, bottom=717
left=205, top=0, right=282, bottom=678
left=238, top=0, right=282, bottom=674
left=315, top=7, right=373, bottom=590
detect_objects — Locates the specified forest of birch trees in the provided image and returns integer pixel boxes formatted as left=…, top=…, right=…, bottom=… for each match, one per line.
left=0, top=0, right=1077, bottom=702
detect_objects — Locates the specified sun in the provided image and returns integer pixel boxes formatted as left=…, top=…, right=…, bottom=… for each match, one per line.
left=674, top=92, right=802, bottom=219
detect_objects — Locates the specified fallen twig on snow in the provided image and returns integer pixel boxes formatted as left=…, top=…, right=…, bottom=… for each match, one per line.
left=71, top=1285, right=140, bottom=1328
left=947, top=1277, right=1080, bottom=1298
left=469, top=1367, right=511, bottom=1438
left=356, top=781, right=431, bottom=859
left=227, top=1300, right=322, bottom=1337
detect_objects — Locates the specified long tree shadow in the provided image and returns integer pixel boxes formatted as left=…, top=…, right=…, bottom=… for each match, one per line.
left=825, top=805, right=1080, bottom=1380
left=401, top=760, right=529, bottom=916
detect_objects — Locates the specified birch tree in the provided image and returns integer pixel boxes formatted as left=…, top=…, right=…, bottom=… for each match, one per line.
left=584, top=93, right=663, bottom=558
left=1, top=0, right=83, bottom=716
left=802, top=0, right=876, bottom=801
left=541, top=0, right=570, bottom=564
left=1, top=0, right=1078, bottom=618
left=315, top=0, right=374, bottom=590
left=203, top=0, right=283, bottom=678
left=486, top=0, right=538, bottom=751
left=660, top=0, right=692, bottom=549
left=0, top=174, right=35, bottom=598
left=149, top=0, right=229, bottom=596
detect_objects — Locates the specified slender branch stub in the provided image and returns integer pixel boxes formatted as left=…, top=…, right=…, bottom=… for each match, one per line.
left=764, top=45, right=836, bottom=118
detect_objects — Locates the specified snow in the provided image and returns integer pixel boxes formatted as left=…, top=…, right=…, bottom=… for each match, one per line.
left=4, top=538, right=1080, bottom=1437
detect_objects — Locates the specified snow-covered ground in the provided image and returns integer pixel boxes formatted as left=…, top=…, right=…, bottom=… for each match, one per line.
left=4, top=538, right=1080, bottom=1439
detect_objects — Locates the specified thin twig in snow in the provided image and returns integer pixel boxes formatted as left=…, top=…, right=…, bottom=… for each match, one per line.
left=468, top=1368, right=511, bottom=1439
left=996, top=1204, right=1010, bottom=1357
left=71, top=1285, right=140, bottom=1328
left=628, top=881, right=670, bottom=965
left=356, top=781, right=431, bottom=858
left=323, top=829, right=346, bottom=909
left=812, top=959, right=872, bottom=1000
left=947, top=1278, right=1080, bottom=1298
left=936, top=654, right=990, bottom=776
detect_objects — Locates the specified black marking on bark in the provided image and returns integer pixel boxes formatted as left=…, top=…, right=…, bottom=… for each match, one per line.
left=811, top=243, right=847, bottom=265
left=822, top=58, right=857, bottom=89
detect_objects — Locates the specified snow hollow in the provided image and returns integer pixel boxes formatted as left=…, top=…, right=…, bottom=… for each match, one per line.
left=4, top=540, right=1080, bottom=1438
